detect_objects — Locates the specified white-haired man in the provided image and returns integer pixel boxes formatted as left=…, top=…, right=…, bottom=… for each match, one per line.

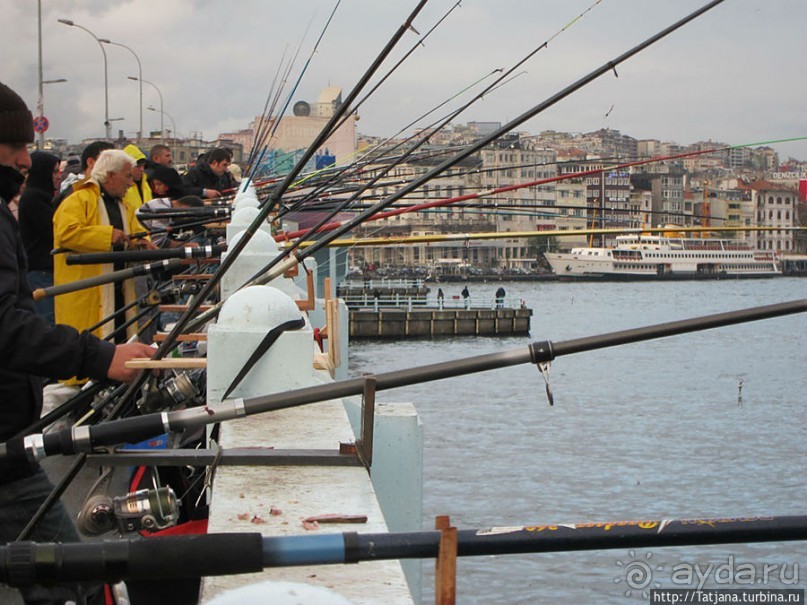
left=54, top=149, right=156, bottom=353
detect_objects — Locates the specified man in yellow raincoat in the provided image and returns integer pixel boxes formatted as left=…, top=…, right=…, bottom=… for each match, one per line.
left=53, top=150, right=155, bottom=351
left=122, top=143, right=152, bottom=209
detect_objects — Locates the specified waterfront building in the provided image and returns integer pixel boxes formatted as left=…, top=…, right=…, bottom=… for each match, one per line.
left=748, top=181, right=797, bottom=252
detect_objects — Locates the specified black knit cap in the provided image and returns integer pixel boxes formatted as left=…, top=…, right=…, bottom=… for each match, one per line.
left=0, top=81, right=34, bottom=144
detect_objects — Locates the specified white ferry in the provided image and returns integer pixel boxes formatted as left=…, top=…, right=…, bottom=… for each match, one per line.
left=544, top=234, right=781, bottom=280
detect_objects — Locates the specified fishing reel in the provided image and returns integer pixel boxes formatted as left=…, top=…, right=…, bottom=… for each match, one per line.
left=138, top=369, right=206, bottom=413
left=78, top=486, right=180, bottom=535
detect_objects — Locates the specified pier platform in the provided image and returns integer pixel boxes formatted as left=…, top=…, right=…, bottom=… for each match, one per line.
left=349, top=306, right=532, bottom=339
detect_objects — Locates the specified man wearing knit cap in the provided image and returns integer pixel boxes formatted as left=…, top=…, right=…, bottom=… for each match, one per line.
left=0, top=81, right=154, bottom=604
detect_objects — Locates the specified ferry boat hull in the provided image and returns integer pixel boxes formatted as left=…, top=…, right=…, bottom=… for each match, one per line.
left=544, top=235, right=782, bottom=281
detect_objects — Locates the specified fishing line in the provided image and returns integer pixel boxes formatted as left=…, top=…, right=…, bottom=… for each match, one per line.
left=254, top=0, right=611, bottom=274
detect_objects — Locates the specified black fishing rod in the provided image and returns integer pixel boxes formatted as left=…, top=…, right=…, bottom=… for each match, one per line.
left=32, top=259, right=183, bottom=301
left=309, top=0, right=603, bottom=197
left=143, top=0, right=431, bottom=369
left=131, top=217, right=228, bottom=242
left=326, top=0, right=464, bottom=136
left=248, top=0, right=343, bottom=181
left=65, top=245, right=225, bottom=265
left=245, top=42, right=292, bottom=171
left=311, top=0, right=599, bottom=197
left=5, top=299, right=802, bottom=462
left=2, top=514, right=804, bottom=585
left=135, top=207, right=231, bottom=220
left=247, top=0, right=729, bottom=287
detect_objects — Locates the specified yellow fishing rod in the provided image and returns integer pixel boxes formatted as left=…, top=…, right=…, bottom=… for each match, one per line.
left=291, top=226, right=807, bottom=249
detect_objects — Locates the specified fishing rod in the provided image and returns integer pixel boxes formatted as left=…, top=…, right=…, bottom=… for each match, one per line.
left=6, top=299, right=802, bottom=462
left=309, top=226, right=805, bottom=249
left=321, top=0, right=604, bottom=189
left=330, top=1, right=463, bottom=139
left=295, top=131, right=807, bottom=232
left=65, top=245, right=225, bottom=265
left=299, top=199, right=726, bottom=227
left=243, top=0, right=730, bottom=288
left=246, top=0, right=343, bottom=183
left=245, top=43, right=291, bottom=171
left=267, top=0, right=596, bottom=233
left=136, top=207, right=231, bottom=219
left=131, top=217, right=228, bottom=242
left=273, top=142, right=744, bottom=243
left=32, top=259, right=183, bottom=301
left=3, top=514, right=804, bottom=584
left=272, top=67, right=543, bottom=246
left=143, top=0, right=431, bottom=368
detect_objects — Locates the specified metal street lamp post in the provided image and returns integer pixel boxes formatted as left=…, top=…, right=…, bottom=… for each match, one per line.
left=58, top=18, right=111, bottom=139
left=129, top=76, right=163, bottom=142
left=36, top=79, right=67, bottom=150
left=37, top=2, right=69, bottom=149
left=100, top=39, right=142, bottom=141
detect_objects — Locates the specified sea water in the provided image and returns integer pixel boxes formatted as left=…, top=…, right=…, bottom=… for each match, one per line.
left=349, top=278, right=807, bottom=604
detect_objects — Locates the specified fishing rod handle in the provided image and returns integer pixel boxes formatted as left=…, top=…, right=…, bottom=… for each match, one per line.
left=32, top=259, right=183, bottom=300
left=0, top=533, right=263, bottom=586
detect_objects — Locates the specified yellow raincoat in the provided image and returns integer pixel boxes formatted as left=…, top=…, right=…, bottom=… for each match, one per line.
left=53, top=179, right=148, bottom=355
left=122, top=144, right=153, bottom=209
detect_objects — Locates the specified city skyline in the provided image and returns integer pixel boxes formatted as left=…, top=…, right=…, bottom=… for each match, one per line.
left=2, top=1, right=806, bottom=160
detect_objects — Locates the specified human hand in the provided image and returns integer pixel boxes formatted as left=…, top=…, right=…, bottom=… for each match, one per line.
left=111, top=229, right=130, bottom=247
left=132, top=238, right=159, bottom=250
left=204, top=189, right=221, bottom=199
left=107, top=342, right=155, bottom=382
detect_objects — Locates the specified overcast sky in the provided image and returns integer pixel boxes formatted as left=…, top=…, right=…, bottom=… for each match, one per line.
left=3, top=0, right=806, bottom=161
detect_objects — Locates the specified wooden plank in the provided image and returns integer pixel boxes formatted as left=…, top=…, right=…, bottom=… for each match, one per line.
left=434, top=515, right=457, bottom=605
left=125, top=358, right=207, bottom=370
left=296, top=270, right=316, bottom=311
left=152, top=333, right=208, bottom=342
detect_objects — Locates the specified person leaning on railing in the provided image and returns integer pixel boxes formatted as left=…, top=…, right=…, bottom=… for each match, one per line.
left=0, top=79, right=154, bottom=605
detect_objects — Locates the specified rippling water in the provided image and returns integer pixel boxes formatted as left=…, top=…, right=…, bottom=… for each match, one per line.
left=349, top=278, right=807, bottom=604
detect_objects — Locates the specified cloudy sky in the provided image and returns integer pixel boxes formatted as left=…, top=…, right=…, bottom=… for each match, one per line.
left=3, top=0, right=806, bottom=161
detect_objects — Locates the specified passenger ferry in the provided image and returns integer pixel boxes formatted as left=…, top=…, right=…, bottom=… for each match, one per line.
left=544, top=234, right=781, bottom=280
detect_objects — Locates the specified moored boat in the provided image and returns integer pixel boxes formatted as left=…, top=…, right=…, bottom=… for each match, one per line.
left=544, top=234, right=781, bottom=280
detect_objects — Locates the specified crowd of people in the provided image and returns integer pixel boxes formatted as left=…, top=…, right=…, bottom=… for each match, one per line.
left=0, top=79, right=246, bottom=604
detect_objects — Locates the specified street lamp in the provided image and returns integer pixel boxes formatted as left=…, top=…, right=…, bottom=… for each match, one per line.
left=147, top=106, right=176, bottom=147
left=129, top=76, right=163, bottom=141
left=100, top=39, right=142, bottom=140
left=58, top=18, right=110, bottom=139
left=36, top=79, right=67, bottom=150
left=36, top=1, right=68, bottom=149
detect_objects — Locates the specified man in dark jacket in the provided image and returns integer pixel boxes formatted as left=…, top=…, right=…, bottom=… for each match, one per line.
left=0, top=80, right=154, bottom=604
left=18, top=150, right=59, bottom=321
left=182, top=147, right=236, bottom=198
left=53, top=140, right=114, bottom=209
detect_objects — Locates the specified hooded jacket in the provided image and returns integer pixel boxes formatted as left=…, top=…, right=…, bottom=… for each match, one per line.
left=18, top=150, right=59, bottom=270
left=122, top=144, right=153, bottom=209
left=0, top=165, right=114, bottom=484
left=53, top=178, right=147, bottom=352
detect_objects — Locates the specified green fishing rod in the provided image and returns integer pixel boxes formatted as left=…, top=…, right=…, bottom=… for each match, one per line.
left=2, top=514, right=804, bottom=585
left=4, top=299, right=802, bottom=462
left=236, top=0, right=730, bottom=293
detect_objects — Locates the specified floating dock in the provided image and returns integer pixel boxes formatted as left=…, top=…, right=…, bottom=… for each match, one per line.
left=349, top=307, right=533, bottom=339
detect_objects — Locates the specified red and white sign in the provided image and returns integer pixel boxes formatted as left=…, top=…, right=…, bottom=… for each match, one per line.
left=33, top=116, right=49, bottom=133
